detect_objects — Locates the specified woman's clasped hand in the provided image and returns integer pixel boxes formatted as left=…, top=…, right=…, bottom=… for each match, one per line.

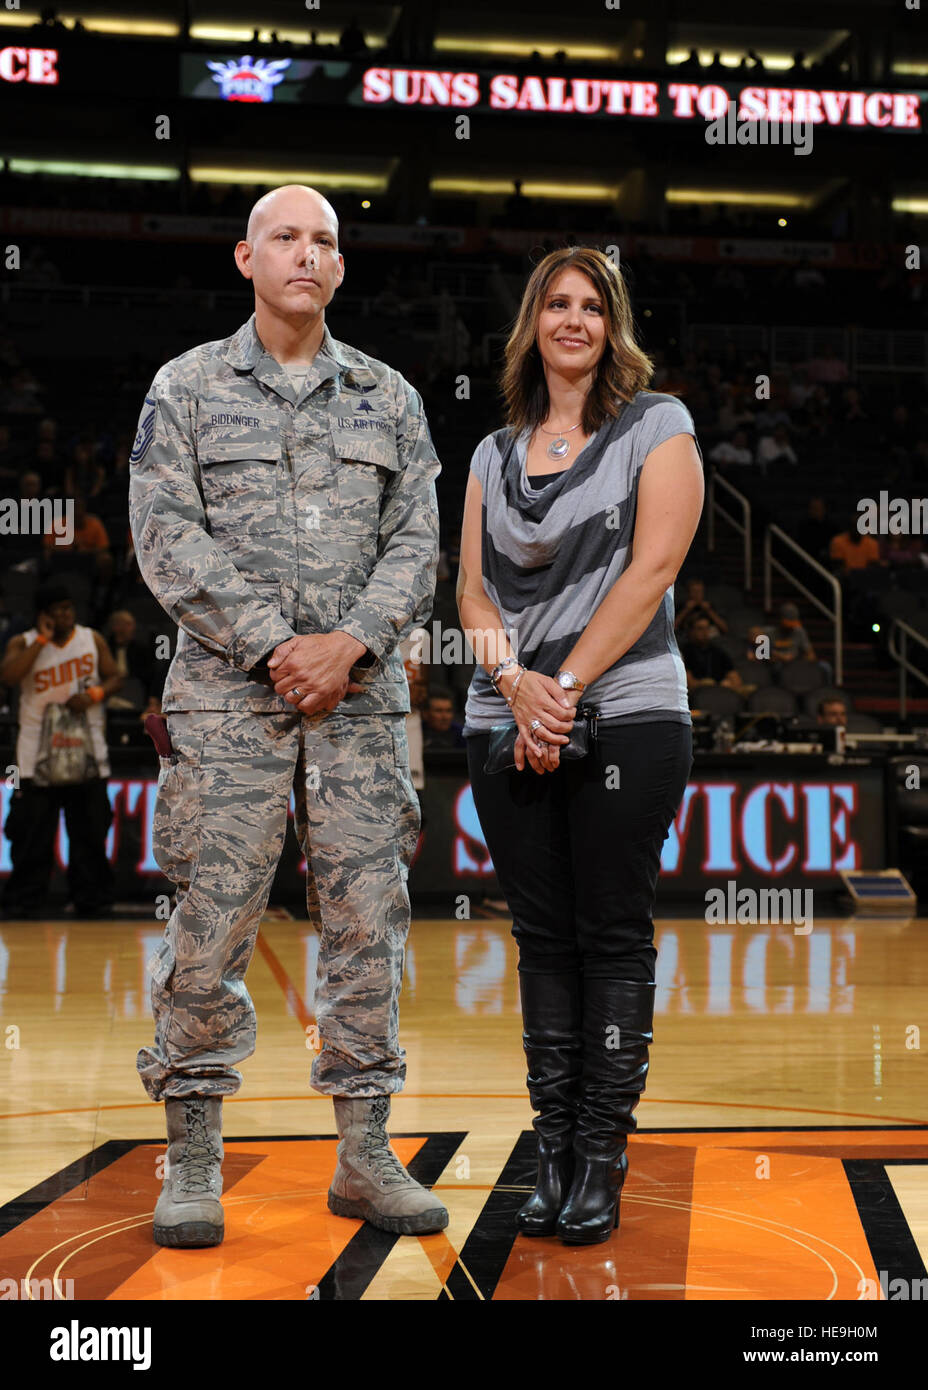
left=498, top=667, right=581, bottom=774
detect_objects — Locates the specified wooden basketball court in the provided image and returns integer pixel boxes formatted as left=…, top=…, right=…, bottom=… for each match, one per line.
left=1, top=909, right=927, bottom=1301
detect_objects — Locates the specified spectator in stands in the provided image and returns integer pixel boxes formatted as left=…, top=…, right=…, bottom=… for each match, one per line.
left=96, top=442, right=130, bottom=519
left=745, top=624, right=772, bottom=660
left=19, top=468, right=41, bottom=500
left=64, top=438, right=104, bottom=499
left=880, top=533, right=925, bottom=568
left=105, top=609, right=163, bottom=715
left=0, top=583, right=122, bottom=919
left=674, top=577, right=728, bottom=636
left=372, top=270, right=406, bottom=318
left=1, top=367, right=43, bottom=414
left=753, top=391, right=792, bottom=436
left=709, top=428, right=753, bottom=468
left=771, top=602, right=816, bottom=663
left=681, top=616, right=749, bottom=694
left=3, top=469, right=45, bottom=566
left=756, top=424, right=797, bottom=475
left=787, top=365, right=815, bottom=410
left=804, top=342, right=848, bottom=385
left=422, top=688, right=465, bottom=749
left=829, top=520, right=880, bottom=573
left=797, top=496, right=833, bottom=563
left=21, top=246, right=60, bottom=286
left=885, top=404, right=920, bottom=456
left=717, top=385, right=755, bottom=436
left=42, top=493, right=113, bottom=581
left=817, top=696, right=848, bottom=727
left=837, top=385, right=868, bottom=430
left=339, top=16, right=368, bottom=54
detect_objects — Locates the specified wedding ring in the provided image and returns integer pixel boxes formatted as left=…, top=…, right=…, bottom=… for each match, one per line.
left=291, top=688, right=303, bottom=699
left=530, top=719, right=542, bottom=733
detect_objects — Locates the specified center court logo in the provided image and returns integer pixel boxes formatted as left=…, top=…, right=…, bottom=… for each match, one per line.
left=206, top=56, right=291, bottom=102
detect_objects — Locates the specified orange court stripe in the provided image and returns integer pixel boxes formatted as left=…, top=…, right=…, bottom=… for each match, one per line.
left=106, top=1138, right=428, bottom=1301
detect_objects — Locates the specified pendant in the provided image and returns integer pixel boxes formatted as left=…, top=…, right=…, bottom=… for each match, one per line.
left=546, top=437, right=571, bottom=460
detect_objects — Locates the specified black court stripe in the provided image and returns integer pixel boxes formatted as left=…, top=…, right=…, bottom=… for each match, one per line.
left=316, top=1131, right=467, bottom=1301
left=844, top=1158, right=928, bottom=1296
left=440, top=1129, right=536, bottom=1301
left=0, top=1138, right=138, bottom=1239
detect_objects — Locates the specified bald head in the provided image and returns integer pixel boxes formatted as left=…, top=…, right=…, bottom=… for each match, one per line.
left=245, top=184, right=338, bottom=245
left=235, top=183, right=344, bottom=328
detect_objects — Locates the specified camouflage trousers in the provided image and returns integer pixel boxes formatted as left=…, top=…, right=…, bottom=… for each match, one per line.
left=137, top=709, right=420, bottom=1101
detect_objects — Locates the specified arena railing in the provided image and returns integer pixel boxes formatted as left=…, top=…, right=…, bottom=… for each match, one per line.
left=763, top=524, right=843, bottom=685
left=706, top=468, right=752, bottom=590
left=887, top=619, right=928, bottom=722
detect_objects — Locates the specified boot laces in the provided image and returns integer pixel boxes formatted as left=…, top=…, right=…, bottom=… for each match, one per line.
left=175, top=1102, right=220, bottom=1193
left=357, top=1137, right=415, bottom=1189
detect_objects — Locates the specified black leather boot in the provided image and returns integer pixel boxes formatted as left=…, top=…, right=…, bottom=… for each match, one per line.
left=556, top=978, right=655, bottom=1245
left=516, top=969, right=583, bottom=1236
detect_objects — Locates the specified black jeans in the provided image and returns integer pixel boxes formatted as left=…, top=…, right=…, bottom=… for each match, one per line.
left=2, top=777, right=114, bottom=915
left=466, top=720, right=693, bottom=982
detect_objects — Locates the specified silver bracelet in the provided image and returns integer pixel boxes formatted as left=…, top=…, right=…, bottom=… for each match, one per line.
left=505, top=667, right=526, bottom=706
left=489, top=655, right=521, bottom=691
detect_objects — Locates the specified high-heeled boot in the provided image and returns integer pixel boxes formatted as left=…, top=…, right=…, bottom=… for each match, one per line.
left=556, top=977, right=655, bottom=1245
left=516, top=969, right=583, bottom=1236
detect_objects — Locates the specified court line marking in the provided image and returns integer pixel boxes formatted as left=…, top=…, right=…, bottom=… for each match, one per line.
left=4, top=1098, right=927, bottom=1124
left=22, top=1188, right=462, bottom=1297
left=628, top=1192, right=872, bottom=1300
left=17, top=1159, right=886, bottom=1301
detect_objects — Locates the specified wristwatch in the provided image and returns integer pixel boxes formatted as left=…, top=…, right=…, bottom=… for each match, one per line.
left=555, top=669, right=586, bottom=691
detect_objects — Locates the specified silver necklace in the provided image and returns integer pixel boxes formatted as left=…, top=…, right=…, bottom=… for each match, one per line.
left=539, top=419, right=581, bottom=460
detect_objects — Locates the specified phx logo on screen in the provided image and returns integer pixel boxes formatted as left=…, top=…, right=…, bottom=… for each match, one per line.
left=207, top=56, right=292, bottom=103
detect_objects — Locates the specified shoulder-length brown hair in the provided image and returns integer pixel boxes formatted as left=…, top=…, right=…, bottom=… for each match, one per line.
left=500, top=246, right=654, bottom=437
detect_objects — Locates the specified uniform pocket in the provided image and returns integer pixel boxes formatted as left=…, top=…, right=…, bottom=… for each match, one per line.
left=152, top=722, right=204, bottom=886
left=390, top=718, right=421, bottom=876
left=333, top=428, right=399, bottom=542
left=200, top=441, right=280, bottom=537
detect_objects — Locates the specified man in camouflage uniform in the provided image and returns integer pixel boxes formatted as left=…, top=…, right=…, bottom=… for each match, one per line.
left=128, top=184, right=446, bottom=1246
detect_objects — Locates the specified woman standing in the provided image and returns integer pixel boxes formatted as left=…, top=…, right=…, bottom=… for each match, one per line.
left=457, top=247, right=703, bottom=1244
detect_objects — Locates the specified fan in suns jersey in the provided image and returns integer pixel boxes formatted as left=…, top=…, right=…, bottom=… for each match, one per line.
left=0, top=583, right=123, bottom=919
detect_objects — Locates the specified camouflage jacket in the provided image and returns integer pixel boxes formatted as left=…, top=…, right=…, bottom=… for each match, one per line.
left=128, top=315, right=441, bottom=713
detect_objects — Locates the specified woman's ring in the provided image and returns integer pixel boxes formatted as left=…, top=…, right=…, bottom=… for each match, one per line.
left=530, top=718, right=542, bottom=733
left=291, top=688, right=303, bottom=699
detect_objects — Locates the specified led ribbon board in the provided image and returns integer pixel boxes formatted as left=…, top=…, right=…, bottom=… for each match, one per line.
left=180, top=56, right=925, bottom=131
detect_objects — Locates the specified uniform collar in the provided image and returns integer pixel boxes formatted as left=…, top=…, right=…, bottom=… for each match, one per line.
left=224, top=314, right=355, bottom=400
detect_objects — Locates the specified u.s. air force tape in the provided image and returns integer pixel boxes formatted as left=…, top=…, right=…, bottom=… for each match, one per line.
left=130, top=397, right=157, bottom=464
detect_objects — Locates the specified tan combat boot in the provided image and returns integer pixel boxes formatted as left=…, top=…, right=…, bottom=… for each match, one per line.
left=153, top=1097, right=224, bottom=1247
left=327, top=1096, right=449, bottom=1235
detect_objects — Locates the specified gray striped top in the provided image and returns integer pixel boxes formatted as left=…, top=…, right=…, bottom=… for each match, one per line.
left=462, top=391, right=701, bottom=736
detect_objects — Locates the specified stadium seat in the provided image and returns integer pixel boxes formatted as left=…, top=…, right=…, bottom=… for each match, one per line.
left=778, top=659, right=830, bottom=694
left=689, top=685, right=745, bottom=717
left=734, top=659, right=772, bottom=687
left=747, top=687, right=798, bottom=715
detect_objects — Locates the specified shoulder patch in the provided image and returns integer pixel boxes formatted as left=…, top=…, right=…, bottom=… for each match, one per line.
left=130, top=397, right=157, bottom=464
